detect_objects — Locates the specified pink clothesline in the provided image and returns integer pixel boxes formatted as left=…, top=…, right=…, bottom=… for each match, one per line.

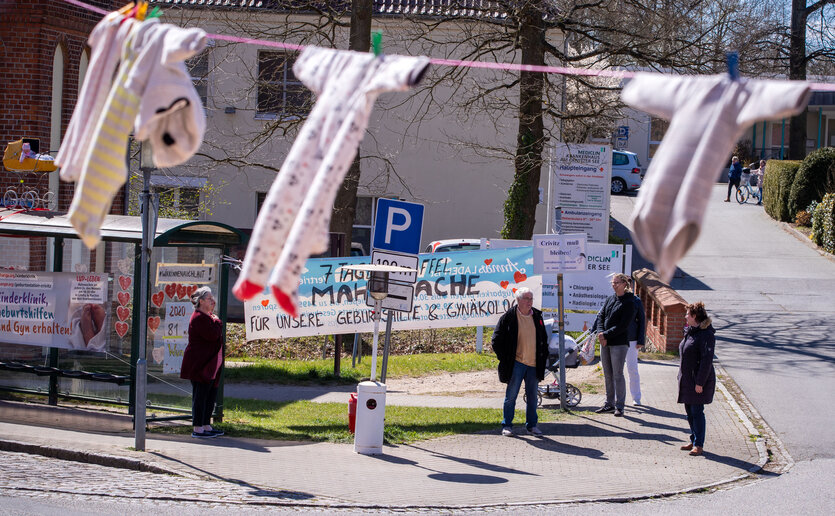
left=61, top=0, right=835, bottom=91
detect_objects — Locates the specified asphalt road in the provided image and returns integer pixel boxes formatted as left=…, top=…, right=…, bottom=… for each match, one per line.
left=605, top=186, right=835, bottom=513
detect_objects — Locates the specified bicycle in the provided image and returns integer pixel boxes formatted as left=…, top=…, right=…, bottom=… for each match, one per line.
left=735, top=170, right=761, bottom=204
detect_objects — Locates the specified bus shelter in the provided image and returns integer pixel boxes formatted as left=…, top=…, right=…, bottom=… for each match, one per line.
left=0, top=208, right=247, bottom=422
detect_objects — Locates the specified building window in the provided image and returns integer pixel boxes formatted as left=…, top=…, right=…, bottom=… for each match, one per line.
left=256, top=191, right=268, bottom=217
left=150, top=175, right=207, bottom=220
left=152, top=186, right=201, bottom=220
left=186, top=50, right=209, bottom=109
left=648, top=117, right=669, bottom=159
left=352, top=196, right=383, bottom=256
left=257, top=51, right=311, bottom=117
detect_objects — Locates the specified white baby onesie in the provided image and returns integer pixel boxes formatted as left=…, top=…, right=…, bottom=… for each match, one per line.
left=622, top=73, right=811, bottom=282
left=67, top=20, right=206, bottom=248
left=233, top=46, right=429, bottom=316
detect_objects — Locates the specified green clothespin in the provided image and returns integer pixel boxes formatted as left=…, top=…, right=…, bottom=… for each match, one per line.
left=146, top=6, right=162, bottom=19
left=372, top=30, right=383, bottom=57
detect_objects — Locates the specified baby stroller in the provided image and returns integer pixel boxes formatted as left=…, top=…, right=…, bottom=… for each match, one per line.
left=2, top=138, right=58, bottom=210
left=524, top=318, right=583, bottom=408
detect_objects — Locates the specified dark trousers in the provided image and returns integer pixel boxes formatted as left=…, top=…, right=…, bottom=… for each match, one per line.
left=191, top=380, right=218, bottom=427
left=727, top=177, right=740, bottom=199
left=685, top=403, right=706, bottom=447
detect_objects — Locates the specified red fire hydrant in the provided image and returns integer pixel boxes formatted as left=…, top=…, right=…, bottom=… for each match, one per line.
left=348, top=393, right=358, bottom=434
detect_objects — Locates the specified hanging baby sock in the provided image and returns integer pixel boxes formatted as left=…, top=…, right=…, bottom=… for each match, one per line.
left=621, top=73, right=810, bottom=282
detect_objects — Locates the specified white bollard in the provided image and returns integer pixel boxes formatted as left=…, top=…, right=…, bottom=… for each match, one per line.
left=354, top=380, right=386, bottom=455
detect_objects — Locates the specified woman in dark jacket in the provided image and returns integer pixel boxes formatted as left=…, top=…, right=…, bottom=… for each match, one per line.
left=678, top=301, right=716, bottom=456
left=180, top=287, right=224, bottom=438
left=592, top=273, right=637, bottom=417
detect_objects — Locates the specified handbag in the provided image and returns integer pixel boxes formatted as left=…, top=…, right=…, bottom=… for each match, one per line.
left=577, top=332, right=597, bottom=365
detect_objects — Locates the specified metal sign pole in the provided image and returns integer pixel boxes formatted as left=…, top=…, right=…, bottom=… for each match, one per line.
left=381, top=309, right=393, bottom=383
left=135, top=168, right=152, bottom=451
left=557, top=272, right=567, bottom=411
left=370, top=298, right=382, bottom=381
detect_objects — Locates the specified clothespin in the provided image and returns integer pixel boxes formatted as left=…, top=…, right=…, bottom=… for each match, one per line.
left=117, top=2, right=135, bottom=15
left=135, top=1, right=148, bottom=22
left=146, top=6, right=163, bottom=19
left=372, top=30, right=383, bottom=57
left=726, top=51, right=739, bottom=81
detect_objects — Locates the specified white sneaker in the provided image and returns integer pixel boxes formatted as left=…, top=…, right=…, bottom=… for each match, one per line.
left=526, top=426, right=543, bottom=436
left=501, top=427, right=513, bottom=437
left=632, top=400, right=642, bottom=406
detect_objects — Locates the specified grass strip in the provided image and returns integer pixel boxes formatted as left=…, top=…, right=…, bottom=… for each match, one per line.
left=223, top=352, right=498, bottom=384
left=152, top=396, right=570, bottom=444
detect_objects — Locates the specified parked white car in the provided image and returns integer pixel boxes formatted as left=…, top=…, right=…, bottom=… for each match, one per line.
left=611, top=150, right=643, bottom=194
left=425, top=239, right=482, bottom=253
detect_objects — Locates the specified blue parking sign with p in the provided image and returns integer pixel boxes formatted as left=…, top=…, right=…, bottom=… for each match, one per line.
left=372, top=198, right=424, bottom=255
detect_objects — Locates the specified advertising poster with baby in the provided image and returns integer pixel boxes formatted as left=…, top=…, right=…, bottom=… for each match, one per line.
left=0, top=271, right=109, bottom=351
left=244, top=247, right=540, bottom=340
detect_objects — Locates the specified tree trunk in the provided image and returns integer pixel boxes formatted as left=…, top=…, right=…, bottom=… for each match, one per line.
left=788, top=0, right=808, bottom=160
left=503, top=6, right=546, bottom=240
left=329, top=0, right=372, bottom=256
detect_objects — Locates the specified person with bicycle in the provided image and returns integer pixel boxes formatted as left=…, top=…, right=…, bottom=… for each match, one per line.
left=753, top=160, right=766, bottom=205
left=724, top=156, right=743, bottom=202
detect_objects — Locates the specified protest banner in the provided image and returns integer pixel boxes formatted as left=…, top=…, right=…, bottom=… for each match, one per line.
left=244, top=247, right=540, bottom=340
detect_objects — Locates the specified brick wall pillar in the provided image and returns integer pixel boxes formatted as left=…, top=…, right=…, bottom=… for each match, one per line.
left=632, top=268, right=688, bottom=353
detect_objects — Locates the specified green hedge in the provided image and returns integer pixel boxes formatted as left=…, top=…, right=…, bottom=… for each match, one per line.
left=812, top=193, right=835, bottom=253
left=788, top=147, right=835, bottom=219
left=763, top=160, right=801, bottom=222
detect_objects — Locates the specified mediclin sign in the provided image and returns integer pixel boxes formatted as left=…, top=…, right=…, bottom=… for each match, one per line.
left=551, top=143, right=612, bottom=242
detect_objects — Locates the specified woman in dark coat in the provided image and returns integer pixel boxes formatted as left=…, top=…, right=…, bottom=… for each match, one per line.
left=180, top=287, right=224, bottom=438
left=678, top=301, right=716, bottom=456
left=592, top=273, right=637, bottom=417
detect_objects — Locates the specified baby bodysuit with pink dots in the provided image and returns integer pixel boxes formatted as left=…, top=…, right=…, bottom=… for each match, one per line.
left=233, top=47, right=429, bottom=316
left=622, top=73, right=811, bottom=282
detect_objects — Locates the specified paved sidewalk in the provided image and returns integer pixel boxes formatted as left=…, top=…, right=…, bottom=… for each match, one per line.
left=0, top=360, right=764, bottom=508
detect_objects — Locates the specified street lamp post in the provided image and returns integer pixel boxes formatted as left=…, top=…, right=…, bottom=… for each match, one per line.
left=135, top=142, right=157, bottom=452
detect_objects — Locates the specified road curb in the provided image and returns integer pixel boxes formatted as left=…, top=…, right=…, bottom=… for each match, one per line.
left=714, top=362, right=794, bottom=474
left=0, top=438, right=185, bottom=477
left=780, top=221, right=835, bottom=264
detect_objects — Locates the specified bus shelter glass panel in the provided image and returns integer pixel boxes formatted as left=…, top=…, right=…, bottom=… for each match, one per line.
left=0, top=238, right=136, bottom=403
left=144, top=246, right=221, bottom=411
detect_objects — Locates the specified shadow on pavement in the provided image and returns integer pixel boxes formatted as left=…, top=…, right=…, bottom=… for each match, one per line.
left=404, top=443, right=538, bottom=476
left=699, top=450, right=761, bottom=472
left=522, top=434, right=608, bottom=460
left=372, top=448, right=513, bottom=485
left=712, top=312, right=835, bottom=370
left=148, top=450, right=317, bottom=500
left=540, top=419, right=680, bottom=444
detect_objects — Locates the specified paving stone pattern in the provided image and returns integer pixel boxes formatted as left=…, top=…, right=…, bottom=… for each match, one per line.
left=0, top=361, right=762, bottom=508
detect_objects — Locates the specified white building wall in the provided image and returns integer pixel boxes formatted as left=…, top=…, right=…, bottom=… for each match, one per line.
left=175, top=12, right=555, bottom=250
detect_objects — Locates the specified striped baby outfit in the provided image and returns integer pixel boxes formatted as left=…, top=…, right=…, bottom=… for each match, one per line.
left=68, top=28, right=144, bottom=249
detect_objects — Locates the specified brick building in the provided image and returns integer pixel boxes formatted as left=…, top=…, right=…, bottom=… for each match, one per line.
left=0, top=1, right=125, bottom=271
